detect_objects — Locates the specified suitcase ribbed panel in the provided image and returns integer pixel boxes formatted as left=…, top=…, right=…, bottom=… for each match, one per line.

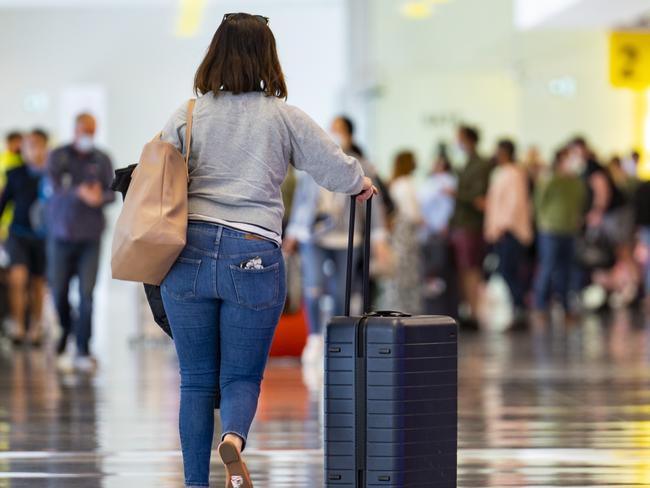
left=326, top=314, right=458, bottom=488
left=325, top=318, right=359, bottom=486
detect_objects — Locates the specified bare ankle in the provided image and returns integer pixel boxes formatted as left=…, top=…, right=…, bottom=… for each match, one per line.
left=223, top=434, right=243, bottom=453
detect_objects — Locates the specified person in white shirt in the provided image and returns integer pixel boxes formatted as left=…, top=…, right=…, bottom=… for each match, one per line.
left=283, top=116, right=390, bottom=366
left=418, top=148, right=458, bottom=315
left=419, top=152, right=457, bottom=236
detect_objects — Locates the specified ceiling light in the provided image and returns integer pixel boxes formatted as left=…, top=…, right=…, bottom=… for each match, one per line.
left=400, top=0, right=451, bottom=20
left=175, top=0, right=206, bottom=38
left=401, top=2, right=432, bottom=19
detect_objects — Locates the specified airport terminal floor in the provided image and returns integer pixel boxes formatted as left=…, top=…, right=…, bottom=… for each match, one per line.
left=2, top=308, right=650, bottom=487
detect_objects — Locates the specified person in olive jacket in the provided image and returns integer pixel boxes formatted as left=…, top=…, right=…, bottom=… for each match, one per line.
left=449, top=125, right=493, bottom=327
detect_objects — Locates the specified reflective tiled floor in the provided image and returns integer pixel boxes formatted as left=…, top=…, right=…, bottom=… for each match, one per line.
left=3, top=308, right=650, bottom=487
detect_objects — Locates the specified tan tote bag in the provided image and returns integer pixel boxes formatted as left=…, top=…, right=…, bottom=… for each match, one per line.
left=111, top=99, right=196, bottom=285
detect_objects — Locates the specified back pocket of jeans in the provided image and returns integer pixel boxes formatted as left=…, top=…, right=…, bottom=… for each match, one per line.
left=229, top=262, right=280, bottom=311
left=162, top=257, right=201, bottom=299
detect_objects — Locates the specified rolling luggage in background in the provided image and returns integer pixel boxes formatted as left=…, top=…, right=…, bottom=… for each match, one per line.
left=325, top=196, right=458, bottom=487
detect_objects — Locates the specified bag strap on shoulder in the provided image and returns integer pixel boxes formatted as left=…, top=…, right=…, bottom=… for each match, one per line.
left=184, top=98, right=196, bottom=167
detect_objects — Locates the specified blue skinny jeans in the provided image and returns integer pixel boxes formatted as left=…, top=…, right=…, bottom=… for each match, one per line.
left=161, top=222, right=286, bottom=487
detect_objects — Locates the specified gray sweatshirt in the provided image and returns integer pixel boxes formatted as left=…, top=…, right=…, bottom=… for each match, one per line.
left=161, top=92, right=365, bottom=238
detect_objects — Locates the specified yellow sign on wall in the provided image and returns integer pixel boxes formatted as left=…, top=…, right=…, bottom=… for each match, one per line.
left=610, top=32, right=650, bottom=89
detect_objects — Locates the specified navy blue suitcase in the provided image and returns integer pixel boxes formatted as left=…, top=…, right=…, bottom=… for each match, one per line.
left=325, top=197, right=458, bottom=487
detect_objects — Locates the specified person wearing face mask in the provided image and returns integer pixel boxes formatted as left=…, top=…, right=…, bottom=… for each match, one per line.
left=283, top=115, right=391, bottom=366
left=0, top=129, right=50, bottom=345
left=568, top=137, right=627, bottom=303
left=484, top=139, right=533, bottom=323
left=329, top=116, right=395, bottom=219
left=448, top=125, right=493, bottom=328
left=46, top=113, right=115, bottom=372
left=533, top=148, right=587, bottom=314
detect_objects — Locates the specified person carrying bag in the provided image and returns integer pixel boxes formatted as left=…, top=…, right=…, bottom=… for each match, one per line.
left=112, top=12, right=376, bottom=488
left=111, top=99, right=196, bottom=285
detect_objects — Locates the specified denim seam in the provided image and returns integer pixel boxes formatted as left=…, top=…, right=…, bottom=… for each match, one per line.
left=219, top=247, right=280, bottom=259
left=182, top=245, right=278, bottom=260
left=189, top=222, right=275, bottom=241
left=211, top=256, right=219, bottom=297
left=186, top=225, right=218, bottom=236
left=183, top=243, right=219, bottom=259
left=163, top=260, right=201, bottom=300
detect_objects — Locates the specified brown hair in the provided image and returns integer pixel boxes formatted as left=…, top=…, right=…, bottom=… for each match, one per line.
left=194, top=13, right=287, bottom=99
left=392, top=151, right=417, bottom=181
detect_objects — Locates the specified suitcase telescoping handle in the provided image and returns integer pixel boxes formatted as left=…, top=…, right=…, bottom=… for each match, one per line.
left=344, top=195, right=372, bottom=317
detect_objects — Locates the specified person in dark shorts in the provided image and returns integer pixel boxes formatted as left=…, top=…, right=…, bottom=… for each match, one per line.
left=0, top=129, right=49, bottom=344
left=449, top=125, right=493, bottom=327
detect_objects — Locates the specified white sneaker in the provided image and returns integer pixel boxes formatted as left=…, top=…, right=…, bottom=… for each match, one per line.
left=301, top=334, right=324, bottom=366
left=56, top=353, right=75, bottom=373
left=4, top=318, right=26, bottom=340
left=4, top=318, right=17, bottom=334
left=74, top=355, right=98, bottom=373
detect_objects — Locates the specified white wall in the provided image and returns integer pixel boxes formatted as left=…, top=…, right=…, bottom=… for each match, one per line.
left=374, top=72, right=520, bottom=177
left=0, top=1, right=346, bottom=165
left=516, top=30, right=636, bottom=159
left=362, top=0, right=638, bottom=175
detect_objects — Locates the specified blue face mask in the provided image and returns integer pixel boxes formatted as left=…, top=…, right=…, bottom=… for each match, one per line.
left=26, top=164, right=45, bottom=176
left=76, top=135, right=94, bottom=153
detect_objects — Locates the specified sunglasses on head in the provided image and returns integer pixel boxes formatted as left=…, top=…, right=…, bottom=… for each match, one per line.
left=222, top=13, right=270, bottom=25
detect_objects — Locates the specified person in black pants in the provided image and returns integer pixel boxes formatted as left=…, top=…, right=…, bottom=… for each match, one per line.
left=47, top=114, right=114, bottom=372
left=0, top=129, right=49, bottom=345
left=634, top=180, right=650, bottom=310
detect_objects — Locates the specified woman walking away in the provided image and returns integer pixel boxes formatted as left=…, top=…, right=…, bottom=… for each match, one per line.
left=382, top=151, right=423, bottom=313
left=160, top=13, right=375, bottom=488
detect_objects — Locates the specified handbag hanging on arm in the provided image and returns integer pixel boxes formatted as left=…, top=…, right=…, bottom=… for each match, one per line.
left=111, top=99, right=195, bottom=285
left=110, top=98, right=196, bottom=339
left=110, top=99, right=220, bottom=410
left=111, top=166, right=173, bottom=338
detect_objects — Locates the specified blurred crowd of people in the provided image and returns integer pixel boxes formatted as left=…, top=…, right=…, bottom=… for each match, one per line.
left=286, top=117, right=650, bottom=363
left=3, top=112, right=649, bottom=368
left=0, top=115, right=114, bottom=372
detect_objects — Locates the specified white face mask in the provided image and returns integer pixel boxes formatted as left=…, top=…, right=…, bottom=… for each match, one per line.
left=567, top=153, right=585, bottom=174
left=451, top=143, right=468, bottom=169
left=330, top=132, right=344, bottom=147
left=76, top=135, right=94, bottom=153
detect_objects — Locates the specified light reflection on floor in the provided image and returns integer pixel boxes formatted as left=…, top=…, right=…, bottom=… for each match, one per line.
left=2, top=309, right=650, bottom=487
